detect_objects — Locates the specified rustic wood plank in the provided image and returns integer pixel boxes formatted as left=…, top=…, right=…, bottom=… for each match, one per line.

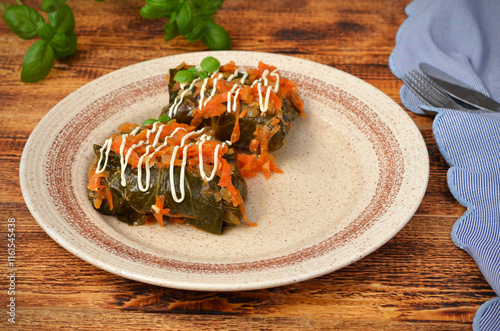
left=6, top=307, right=481, bottom=330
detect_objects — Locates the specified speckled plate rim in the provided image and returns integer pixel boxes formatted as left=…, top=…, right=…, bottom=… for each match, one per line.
left=20, top=51, right=429, bottom=291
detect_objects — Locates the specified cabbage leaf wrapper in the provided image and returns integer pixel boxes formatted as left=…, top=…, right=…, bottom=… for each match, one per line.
left=87, top=122, right=249, bottom=235
left=162, top=61, right=305, bottom=155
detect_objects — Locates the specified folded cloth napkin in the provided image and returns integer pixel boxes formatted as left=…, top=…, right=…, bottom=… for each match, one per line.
left=389, top=0, right=500, bottom=330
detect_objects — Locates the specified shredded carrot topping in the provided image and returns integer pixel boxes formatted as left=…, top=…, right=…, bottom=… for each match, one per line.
left=238, top=203, right=256, bottom=227
left=180, top=61, right=303, bottom=180
left=153, top=196, right=170, bottom=227
left=118, top=122, right=139, bottom=134
left=220, top=61, right=238, bottom=73
left=237, top=153, right=283, bottom=180
left=231, top=114, right=241, bottom=144
left=92, top=121, right=247, bottom=216
left=87, top=162, right=114, bottom=209
left=89, top=60, right=306, bottom=231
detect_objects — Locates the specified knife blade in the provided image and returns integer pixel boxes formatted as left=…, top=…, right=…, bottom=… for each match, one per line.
left=419, top=63, right=500, bottom=112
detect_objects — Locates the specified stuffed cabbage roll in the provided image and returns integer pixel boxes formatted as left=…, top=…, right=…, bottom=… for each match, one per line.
left=87, top=120, right=251, bottom=234
left=162, top=60, right=305, bottom=178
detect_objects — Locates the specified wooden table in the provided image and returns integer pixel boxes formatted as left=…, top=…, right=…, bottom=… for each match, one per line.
left=1, top=0, right=497, bottom=329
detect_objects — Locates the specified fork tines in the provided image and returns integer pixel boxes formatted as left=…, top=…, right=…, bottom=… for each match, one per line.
left=402, top=71, right=451, bottom=107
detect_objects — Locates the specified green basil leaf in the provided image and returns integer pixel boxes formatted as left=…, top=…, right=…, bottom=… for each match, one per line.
left=36, top=21, right=55, bottom=40
left=21, top=40, right=55, bottom=82
left=176, top=0, right=194, bottom=35
left=41, top=0, right=67, bottom=13
left=200, top=56, right=221, bottom=73
left=201, top=0, right=224, bottom=16
left=174, top=70, right=194, bottom=83
left=48, top=4, right=75, bottom=34
left=164, top=17, right=179, bottom=41
left=158, top=115, right=171, bottom=123
left=139, top=4, right=166, bottom=20
left=198, top=71, right=208, bottom=79
left=187, top=66, right=199, bottom=75
left=145, top=0, right=178, bottom=14
left=50, top=32, right=77, bottom=58
left=184, top=14, right=205, bottom=42
left=201, top=21, right=231, bottom=50
left=190, top=0, right=205, bottom=7
left=49, top=31, right=69, bottom=50
left=142, top=118, right=158, bottom=126
left=2, top=5, right=43, bottom=40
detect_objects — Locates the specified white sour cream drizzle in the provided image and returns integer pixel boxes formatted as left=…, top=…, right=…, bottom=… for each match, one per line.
left=96, top=124, right=141, bottom=177
left=169, top=67, right=280, bottom=118
left=96, top=67, right=283, bottom=206
left=137, top=145, right=153, bottom=191
left=96, top=121, right=227, bottom=206
left=113, top=125, right=224, bottom=206
left=120, top=140, right=146, bottom=186
left=117, top=125, right=189, bottom=189
left=153, top=127, right=186, bottom=153
left=227, top=69, right=249, bottom=84
left=226, top=69, right=239, bottom=82
left=252, top=69, right=280, bottom=114
left=167, top=78, right=200, bottom=118
left=200, top=73, right=223, bottom=109
left=262, top=69, right=269, bottom=86
left=138, top=127, right=204, bottom=193
left=168, top=128, right=206, bottom=201
left=257, top=82, right=273, bottom=115
left=95, top=138, right=113, bottom=174
left=227, top=84, right=241, bottom=114
left=130, top=126, right=141, bottom=135
left=198, top=71, right=221, bottom=111
left=240, top=72, right=249, bottom=84
left=270, top=70, right=280, bottom=93
left=169, top=145, right=188, bottom=203
left=198, top=135, right=225, bottom=181
left=146, top=121, right=162, bottom=140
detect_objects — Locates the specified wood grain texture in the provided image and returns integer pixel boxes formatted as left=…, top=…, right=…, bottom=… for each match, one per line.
left=0, top=0, right=496, bottom=330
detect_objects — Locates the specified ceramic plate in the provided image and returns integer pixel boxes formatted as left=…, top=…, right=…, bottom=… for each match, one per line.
left=20, top=51, right=428, bottom=291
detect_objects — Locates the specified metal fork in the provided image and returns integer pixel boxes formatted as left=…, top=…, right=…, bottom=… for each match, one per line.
left=402, top=70, right=471, bottom=115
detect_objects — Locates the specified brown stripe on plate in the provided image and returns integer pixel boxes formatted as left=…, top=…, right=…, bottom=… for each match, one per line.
left=45, top=71, right=404, bottom=274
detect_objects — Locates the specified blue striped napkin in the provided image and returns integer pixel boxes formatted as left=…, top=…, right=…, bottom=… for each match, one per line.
left=389, top=0, right=500, bottom=330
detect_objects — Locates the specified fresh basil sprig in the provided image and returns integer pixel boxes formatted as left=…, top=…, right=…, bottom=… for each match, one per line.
left=142, top=115, right=171, bottom=126
left=1, top=0, right=77, bottom=82
left=174, top=56, right=220, bottom=83
left=140, top=0, right=230, bottom=50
